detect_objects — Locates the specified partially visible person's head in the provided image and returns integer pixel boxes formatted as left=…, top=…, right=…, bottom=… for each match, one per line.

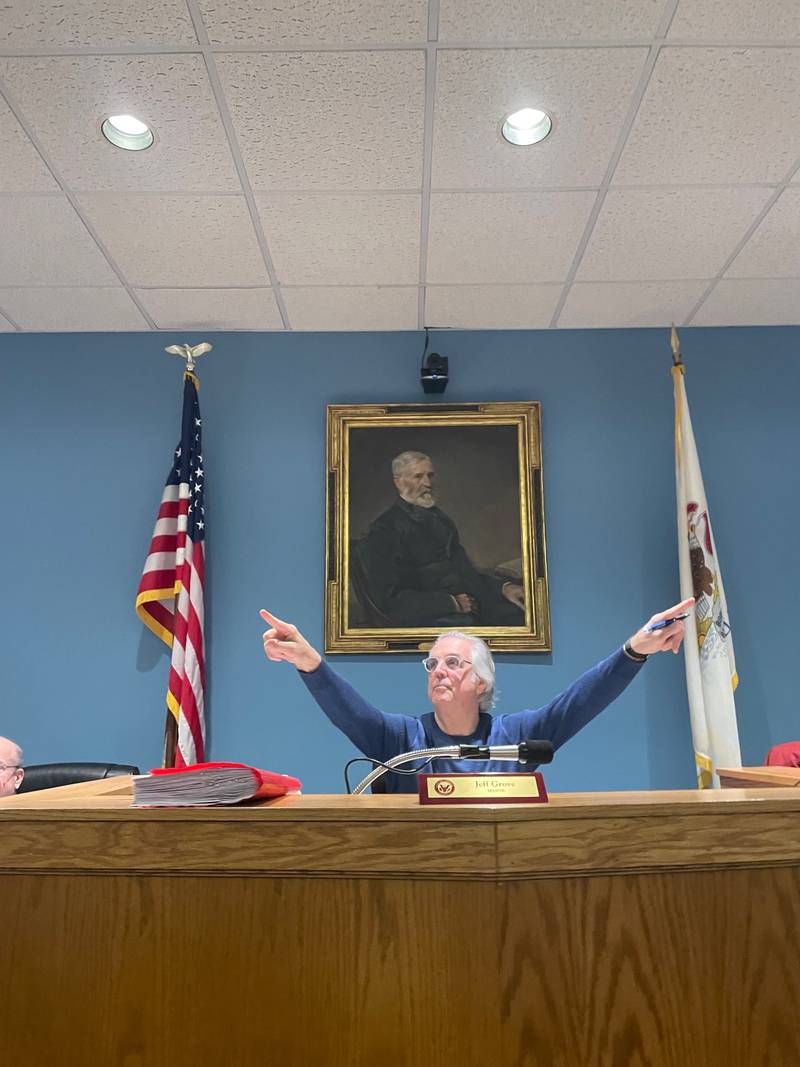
left=425, top=632, right=497, bottom=713
left=392, top=451, right=436, bottom=509
left=0, top=736, right=23, bottom=797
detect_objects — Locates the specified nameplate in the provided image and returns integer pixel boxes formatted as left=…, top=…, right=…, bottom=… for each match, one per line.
left=418, top=772, right=548, bottom=805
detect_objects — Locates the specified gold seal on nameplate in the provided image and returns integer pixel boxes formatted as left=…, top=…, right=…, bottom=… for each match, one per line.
left=418, top=773, right=548, bottom=805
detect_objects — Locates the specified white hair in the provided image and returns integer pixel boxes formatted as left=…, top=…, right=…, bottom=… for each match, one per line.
left=0, top=737, right=22, bottom=765
left=432, top=631, right=497, bottom=712
left=391, top=450, right=430, bottom=478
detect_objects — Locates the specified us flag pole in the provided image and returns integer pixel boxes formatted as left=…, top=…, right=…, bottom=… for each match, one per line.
left=136, top=344, right=209, bottom=768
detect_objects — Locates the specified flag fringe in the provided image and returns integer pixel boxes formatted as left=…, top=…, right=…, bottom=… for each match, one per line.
left=135, top=587, right=179, bottom=647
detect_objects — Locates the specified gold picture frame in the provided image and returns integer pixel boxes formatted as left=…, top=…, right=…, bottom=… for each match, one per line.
left=325, top=402, right=550, bottom=654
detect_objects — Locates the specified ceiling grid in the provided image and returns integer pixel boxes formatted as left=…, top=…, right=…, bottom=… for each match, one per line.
left=0, top=0, right=799, bottom=331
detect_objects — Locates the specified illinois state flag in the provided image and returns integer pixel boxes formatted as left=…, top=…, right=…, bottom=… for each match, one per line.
left=136, top=372, right=206, bottom=767
left=672, top=359, right=741, bottom=787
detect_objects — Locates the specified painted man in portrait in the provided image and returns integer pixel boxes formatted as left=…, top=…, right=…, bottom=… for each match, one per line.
left=356, top=451, right=525, bottom=627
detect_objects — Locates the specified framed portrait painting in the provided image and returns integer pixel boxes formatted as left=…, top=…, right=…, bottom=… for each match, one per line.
left=325, top=402, right=550, bottom=653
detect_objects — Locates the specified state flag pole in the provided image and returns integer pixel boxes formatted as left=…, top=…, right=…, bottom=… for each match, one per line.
left=671, top=327, right=742, bottom=787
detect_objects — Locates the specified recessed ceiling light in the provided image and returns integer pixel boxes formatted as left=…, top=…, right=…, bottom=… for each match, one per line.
left=501, top=107, right=552, bottom=147
left=101, top=114, right=154, bottom=151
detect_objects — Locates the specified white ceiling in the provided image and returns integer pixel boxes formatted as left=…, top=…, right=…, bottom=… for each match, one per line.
left=1, top=0, right=800, bottom=332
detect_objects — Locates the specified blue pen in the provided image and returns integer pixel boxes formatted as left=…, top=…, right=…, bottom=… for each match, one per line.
left=646, top=611, right=690, bottom=632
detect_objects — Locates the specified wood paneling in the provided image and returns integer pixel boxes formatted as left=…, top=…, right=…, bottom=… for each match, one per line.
left=0, top=809, right=499, bottom=877
left=4, top=782, right=800, bottom=879
left=2, top=785, right=800, bottom=1066
left=499, top=867, right=800, bottom=1066
left=496, top=808, right=800, bottom=877
left=1, top=873, right=500, bottom=1067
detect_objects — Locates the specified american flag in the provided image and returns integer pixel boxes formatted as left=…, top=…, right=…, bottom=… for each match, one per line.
left=136, top=372, right=206, bottom=767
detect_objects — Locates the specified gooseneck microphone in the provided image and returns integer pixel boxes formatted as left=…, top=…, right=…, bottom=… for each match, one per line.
left=352, top=739, right=553, bottom=794
left=458, top=740, right=554, bottom=765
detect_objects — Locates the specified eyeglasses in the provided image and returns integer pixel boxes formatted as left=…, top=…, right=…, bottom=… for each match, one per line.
left=0, top=763, right=20, bottom=772
left=422, top=655, right=472, bottom=673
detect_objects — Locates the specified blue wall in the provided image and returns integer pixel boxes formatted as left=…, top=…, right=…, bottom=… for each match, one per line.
left=1, top=326, right=797, bottom=792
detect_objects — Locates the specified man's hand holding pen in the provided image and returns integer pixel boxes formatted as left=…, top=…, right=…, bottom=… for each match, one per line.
left=628, top=597, right=695, bottom=656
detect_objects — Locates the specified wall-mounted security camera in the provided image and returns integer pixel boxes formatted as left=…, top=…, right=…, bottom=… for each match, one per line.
left=420, top=328, right=449, bottom=394
left=421, top=351, right=449, bottom=394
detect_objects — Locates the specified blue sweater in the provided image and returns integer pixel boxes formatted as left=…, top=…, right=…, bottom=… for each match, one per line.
left=300, top=647, right=645, bottom=793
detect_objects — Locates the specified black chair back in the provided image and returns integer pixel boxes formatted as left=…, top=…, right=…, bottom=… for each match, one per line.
left=18, top=762, right=140, bottom=794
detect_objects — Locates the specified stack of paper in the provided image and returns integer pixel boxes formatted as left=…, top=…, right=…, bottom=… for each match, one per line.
left=132, top=762, right=302, bottom=807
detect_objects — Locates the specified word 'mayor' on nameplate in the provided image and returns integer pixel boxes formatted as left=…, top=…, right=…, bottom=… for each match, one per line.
left=418, top=772, right=548, bottom=806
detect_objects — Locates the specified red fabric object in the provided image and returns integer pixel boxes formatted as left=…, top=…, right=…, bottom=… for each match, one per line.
left=765, top=742, right=800, bottom=768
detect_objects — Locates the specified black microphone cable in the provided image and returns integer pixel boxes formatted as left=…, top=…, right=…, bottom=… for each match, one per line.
left=344, top=755, right=439, bottom=794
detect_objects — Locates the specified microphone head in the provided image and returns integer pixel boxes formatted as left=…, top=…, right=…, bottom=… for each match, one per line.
left=519, top=740, right=554, bottom=765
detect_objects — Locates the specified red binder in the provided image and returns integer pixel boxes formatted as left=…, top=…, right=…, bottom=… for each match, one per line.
left=133, top=761, right=302, bottom=806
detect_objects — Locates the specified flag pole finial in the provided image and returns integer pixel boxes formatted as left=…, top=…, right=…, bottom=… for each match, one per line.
left=164, top=342, right=212, bottom=374
left=670, top=325, right=682, bottom=367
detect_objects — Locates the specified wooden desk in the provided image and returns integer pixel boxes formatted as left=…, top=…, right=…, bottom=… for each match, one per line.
left=2, top=780, right=799, bottom=1066
left=718, top=764, right=800, bottom=788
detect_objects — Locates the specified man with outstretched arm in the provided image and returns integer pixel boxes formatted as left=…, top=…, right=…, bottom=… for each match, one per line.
left=260, top=599, right=693, bottom=794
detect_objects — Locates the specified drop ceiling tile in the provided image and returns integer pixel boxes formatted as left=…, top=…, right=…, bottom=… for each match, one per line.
left=282, top=286, right=418, bottom=330
left=0, top=55, right=238, bottom=192
left=692, top=279, right=800, bottom=325
left=256, top=194, right=420, bottom=285
left=0, top=0, right=196, bottom=46
left=0, top=98, right=58, bottom=192
left=77, top=195, right=269, bottom=287
left=198, top=0, right=427, bottom=44
left=0, top=286, right=148, bottom=330
left=726, top=188, right=800, bottom=277
left=439, top=0, right=664, bottom=42
left=427, top=191, right=595, bottom=284
left=432, top=48, right=646, bottom=189
left=0, top=196, right=117, bottom=286
left=216, top=51, right=425, bottom=191
left=0, top=310, right=15, bottom=331
left=425, top=284, right=561, bottom=328
left=615, top=47, right=800, bottom=185
left=577, top=187, right=773, bottom=281
left=668, top=0, right=800, bottom=40
left=137, top=288, right=284, bottom=330
left=559, top=280, right=709, bottom=327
